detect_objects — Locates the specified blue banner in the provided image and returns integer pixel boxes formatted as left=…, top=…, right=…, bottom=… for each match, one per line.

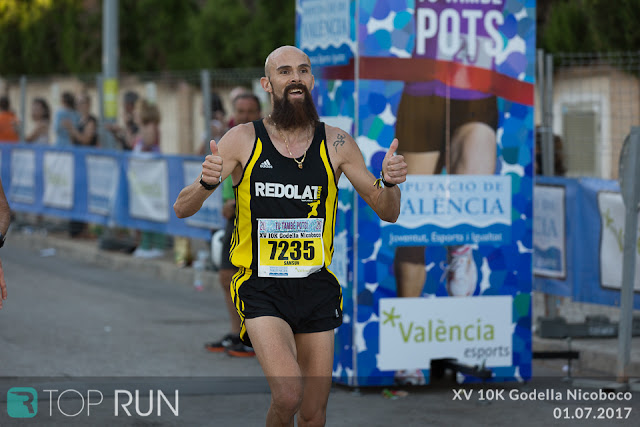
left=296, top=0, right=354, bottom=67
left=534, top=176, right=640, bottom=309
left=0, top=143, right=225, bottom=240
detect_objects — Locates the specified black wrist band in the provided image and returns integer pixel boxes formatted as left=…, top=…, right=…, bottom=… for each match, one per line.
left=380, top=171, right=396, bottom=188
left=199, top=174, right=219, bottom=191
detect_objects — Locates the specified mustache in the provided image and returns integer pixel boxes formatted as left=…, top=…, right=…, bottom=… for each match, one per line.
left=285, top=83, right=307, bottom=94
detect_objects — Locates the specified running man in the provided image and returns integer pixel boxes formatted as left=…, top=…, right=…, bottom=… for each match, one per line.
left=174, top=45, right=407, bottom=426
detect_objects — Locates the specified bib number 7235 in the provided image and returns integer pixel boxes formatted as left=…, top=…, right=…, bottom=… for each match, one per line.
left=267, top=240, right=315, bottom=261
left=257, top=218, right=324, bottom=277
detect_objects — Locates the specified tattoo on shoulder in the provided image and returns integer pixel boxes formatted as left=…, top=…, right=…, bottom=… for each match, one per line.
left=333, top=133, right=346, bottom=152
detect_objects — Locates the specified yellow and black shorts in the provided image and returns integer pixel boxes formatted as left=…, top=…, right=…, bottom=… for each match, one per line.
left=230, top=267, right=343, bottom=347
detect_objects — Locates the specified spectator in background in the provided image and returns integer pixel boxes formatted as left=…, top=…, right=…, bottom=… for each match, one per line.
left=25, top=98, right=50, bottom=144
left=0, top=96, right=19, bottom=143
left=230, top=93, right=262, bottom=130
left=226, top=86, right=251, bottom=128
left=132, top=99, right=160, bottom=153
left=53, top=91, right=79, bottom=147
left=64, top=93, right=99, bottom=239
left=0, top=175, right=10, bottom=310
left=204, top=92, right=262, bottom=357
left=132, top=100, right=165, bottom=259
left=106, top=90, right=139, bottom=150
left=198, top=92, right=228, bottom=156
left=64, top=93, right=99, bottom=148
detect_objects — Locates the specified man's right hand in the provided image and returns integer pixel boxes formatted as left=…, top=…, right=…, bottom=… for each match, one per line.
left=201, top=140, right=223, bottom=187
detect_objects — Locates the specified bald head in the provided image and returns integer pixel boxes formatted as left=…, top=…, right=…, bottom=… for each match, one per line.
left=264, top=46, right=311, bottom=78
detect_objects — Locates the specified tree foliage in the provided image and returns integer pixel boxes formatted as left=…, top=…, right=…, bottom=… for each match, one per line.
left=0, top=0, right=101, bottom=75
left=538, top=0, right=640, bottom=53
left=4, top=0, right=637, bottom=75
left=539, top=1, right=596, bottom=53
left=0, top=0, right=295, bottom=76
left=585, top=0, right=640, bottom=51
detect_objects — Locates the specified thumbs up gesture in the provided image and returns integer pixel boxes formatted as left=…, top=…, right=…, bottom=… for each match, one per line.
left=381, top=138, right=407, bottom=186
left=201, top=139, right=223, bottom=187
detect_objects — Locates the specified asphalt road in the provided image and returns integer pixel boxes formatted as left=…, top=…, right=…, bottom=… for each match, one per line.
left=0, top=243, right=639, bottom=426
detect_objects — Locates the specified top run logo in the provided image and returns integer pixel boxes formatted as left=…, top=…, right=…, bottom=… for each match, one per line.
left=6, top=386, right=178, bottom=418
left=7, top=387, right=38, bottom=418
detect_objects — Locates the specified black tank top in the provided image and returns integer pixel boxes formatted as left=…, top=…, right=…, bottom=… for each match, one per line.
left=230, top=120, right=338, bottom=277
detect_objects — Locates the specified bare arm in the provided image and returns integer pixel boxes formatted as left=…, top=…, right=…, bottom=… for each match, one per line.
left=0, top=177, right=10, bottom=308
left=173, top=124, right=251, bottom=218
left=329, top=126, right=407, bottom=222
left=173, top=139, right=225, bottom=218
left=0, top=179, right=9, bottom=236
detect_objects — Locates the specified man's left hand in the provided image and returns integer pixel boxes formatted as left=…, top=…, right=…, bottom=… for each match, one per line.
left=381, top=138, right=407, bottom=185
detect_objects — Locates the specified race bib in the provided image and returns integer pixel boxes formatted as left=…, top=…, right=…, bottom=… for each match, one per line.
left=258, top=218, right=324, bottom=278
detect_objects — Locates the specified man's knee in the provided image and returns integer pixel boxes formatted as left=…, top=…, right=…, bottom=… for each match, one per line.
left=269, top=376, right=304, bottom=417
left=298, top=407, right=327, bottom=427
left=271, top=380, right=304, bottom=416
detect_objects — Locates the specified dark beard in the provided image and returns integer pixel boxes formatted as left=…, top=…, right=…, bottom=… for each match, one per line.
left=270, top=83, right=319, bottom=131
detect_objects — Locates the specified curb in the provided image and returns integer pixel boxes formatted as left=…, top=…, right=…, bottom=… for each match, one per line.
left=10, top=231, right=221, bottom=293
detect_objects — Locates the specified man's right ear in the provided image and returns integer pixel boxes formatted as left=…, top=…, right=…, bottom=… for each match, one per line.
left=260, top=77, right=272, bottom=93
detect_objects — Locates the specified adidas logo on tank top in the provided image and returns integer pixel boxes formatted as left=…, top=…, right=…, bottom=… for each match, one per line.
left=260, top=159, right=273, bottom=169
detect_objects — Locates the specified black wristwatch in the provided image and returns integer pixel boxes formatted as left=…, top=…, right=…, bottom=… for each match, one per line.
left=199, top=174, right=220, bottom=191
left=0, top=231, right=5, bottom=248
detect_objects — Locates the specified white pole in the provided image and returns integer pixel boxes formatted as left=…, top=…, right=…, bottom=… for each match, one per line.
left=102, top=0, right=119, bottom=150
left=616, top=127, right=640, bottom=382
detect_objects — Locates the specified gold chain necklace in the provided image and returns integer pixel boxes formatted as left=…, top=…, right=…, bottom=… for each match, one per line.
left=272, top=118, right=312, bottom=170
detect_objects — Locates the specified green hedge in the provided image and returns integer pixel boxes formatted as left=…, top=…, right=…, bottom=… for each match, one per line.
left=0, top=0, right=295, bottom=76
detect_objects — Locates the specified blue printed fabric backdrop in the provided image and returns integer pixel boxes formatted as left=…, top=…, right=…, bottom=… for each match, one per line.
left=298, top=0, right=535, bottom=387
left=356, top=0, right=535, bottom=386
